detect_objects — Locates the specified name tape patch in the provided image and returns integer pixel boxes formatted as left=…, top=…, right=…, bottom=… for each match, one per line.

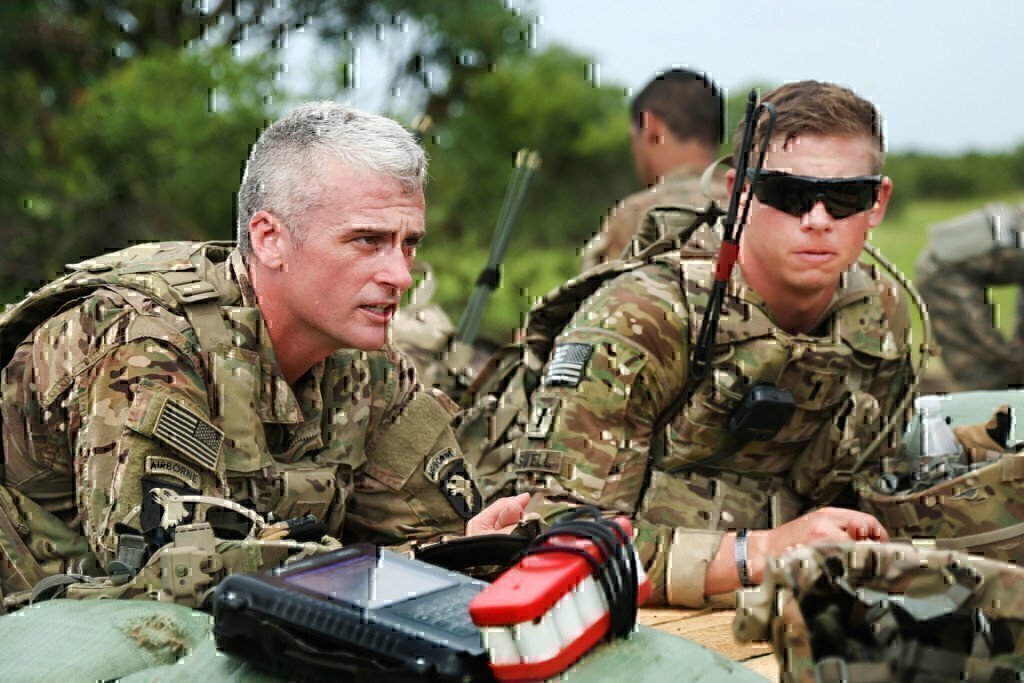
left=153, top=401, right=223, bottom=471
left=145, top=456, right=202, bottom=489
left=543, top=343, right=593, bottom=387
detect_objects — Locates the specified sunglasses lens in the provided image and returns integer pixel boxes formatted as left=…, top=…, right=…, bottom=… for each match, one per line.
left=753, top=174, right=878, bottom=219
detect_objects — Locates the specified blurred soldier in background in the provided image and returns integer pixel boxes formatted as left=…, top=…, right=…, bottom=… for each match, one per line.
left=916, top=202, right=1024, bottom=389
left=579, top=67, right=726, bottom=269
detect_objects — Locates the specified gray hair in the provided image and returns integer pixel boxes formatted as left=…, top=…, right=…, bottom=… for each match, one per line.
left=236, top=100, right=428, bottom=257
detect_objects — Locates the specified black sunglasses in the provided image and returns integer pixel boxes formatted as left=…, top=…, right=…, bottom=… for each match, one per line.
left=745, top=169, right=882, bottom=219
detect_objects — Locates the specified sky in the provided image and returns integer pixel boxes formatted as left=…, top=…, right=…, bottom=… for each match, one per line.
left=522, top=0, right=1024, bottom=155
left=272, top=1, right=1024, bottom=155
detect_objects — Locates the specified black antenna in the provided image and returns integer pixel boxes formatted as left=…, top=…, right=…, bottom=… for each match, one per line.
left=690, top=90, right=777, bottom=382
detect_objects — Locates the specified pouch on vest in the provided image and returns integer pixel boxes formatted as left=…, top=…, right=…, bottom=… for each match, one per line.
left=859, top=389, right=1024, bottom=565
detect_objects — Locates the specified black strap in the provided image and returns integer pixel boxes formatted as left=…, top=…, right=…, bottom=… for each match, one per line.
left=414, top=534, right=530, bottom=575
left=474, top=267, right=501, bottom=290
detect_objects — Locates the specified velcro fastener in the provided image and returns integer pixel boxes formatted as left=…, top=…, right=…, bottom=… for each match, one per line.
left=125, top=379, right=223, bottom=472
left=364, top=392, right=453, bottom=488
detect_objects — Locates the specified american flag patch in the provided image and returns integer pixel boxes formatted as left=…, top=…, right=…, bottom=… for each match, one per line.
left=543, top=343, right=593, bottom=387
left=153, top=401, right=223, bottom=471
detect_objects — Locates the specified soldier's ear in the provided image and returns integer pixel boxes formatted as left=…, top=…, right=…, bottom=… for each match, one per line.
left=866, top=177, right=893, bottom=230
left=724, top=168, right=737, bottom=196
left=249, top=210, right=290, bottom=270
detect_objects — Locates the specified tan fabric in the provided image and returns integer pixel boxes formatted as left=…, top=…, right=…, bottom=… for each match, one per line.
left=666, top=528, right=725, bottom=607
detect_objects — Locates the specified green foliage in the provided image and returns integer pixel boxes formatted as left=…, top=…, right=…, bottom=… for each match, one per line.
left=416, top=44, right=635, bottom=340
left=0, top=48, right=276, bottom=301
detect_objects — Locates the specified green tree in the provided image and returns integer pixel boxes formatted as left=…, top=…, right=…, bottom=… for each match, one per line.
left=417, top=45, right=635, bottom=340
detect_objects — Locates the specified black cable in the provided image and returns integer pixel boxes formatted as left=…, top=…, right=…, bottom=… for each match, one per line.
left=515, top=506, right=640, bottom=641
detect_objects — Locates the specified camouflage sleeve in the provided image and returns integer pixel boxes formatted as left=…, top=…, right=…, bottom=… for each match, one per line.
left=580, top=199, right=643, bottom=270
left=2, top=290, right=226, bottom=573
left=916, top=244, right=1024, bottom=389
left=343, top=348, right=477, bottom=547
left=516, top=264, right=713, bottom=605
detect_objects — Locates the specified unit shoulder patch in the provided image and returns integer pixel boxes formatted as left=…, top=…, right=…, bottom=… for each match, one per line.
left=145, top=456, right=202, bottom=489
left=426, top=452, right=482, bottom=520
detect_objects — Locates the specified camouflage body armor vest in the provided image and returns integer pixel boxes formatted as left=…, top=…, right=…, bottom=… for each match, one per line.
left=641, top=258, right=909, bottom=531
left=457, top=206, right=719, bottom=501
left=0, top=241, right=422, bottom=608
left=459, top=207, right=910, bottom=525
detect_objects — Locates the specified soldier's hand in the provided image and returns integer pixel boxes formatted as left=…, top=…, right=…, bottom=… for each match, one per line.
left=706, top=508, right=888, bottom=596
left=754, top=507, right=888, bottom=581
left=466, top=493, right=531, bottom=536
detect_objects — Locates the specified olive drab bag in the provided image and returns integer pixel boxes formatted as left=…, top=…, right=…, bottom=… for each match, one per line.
left=859, top=389, right=1024, bottom=565
left=734, top=542, right=1024, bottom=683
left=455, top=205, right=723, bottom=503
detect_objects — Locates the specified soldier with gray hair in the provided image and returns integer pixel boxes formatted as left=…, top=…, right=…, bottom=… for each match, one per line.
left=0, top=100, right=527, bottom=610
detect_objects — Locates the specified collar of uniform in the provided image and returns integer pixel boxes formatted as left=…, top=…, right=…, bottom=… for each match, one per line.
left=688, top=260, right=880, bottom=345
left=735, top=260, right=896, bottom=355
left=224, top=248, right=319, bottom=426
left=227, top=249, right=258, bottom=309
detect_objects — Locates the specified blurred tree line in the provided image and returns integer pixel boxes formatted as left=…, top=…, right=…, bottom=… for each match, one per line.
left=3, top=1, right=1022, bottom=341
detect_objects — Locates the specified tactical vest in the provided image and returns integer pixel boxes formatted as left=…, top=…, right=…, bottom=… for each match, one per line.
left=734, top=542, right=1024, bottom=682
left=460, top=208, right=911, bottom=527
left=860, top=390, right=1024, bottom=565
left=456, top=206, right=719, bottom=502
left=0, top=242, right=385, bottom=605
left=639, top=258, right=908, bottom=531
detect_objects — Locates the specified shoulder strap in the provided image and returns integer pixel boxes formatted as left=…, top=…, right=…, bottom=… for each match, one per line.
left=0, top=241, right=236, bottom=370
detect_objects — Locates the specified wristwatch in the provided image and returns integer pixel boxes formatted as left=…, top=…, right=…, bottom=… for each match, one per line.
left=735, top=528, right=754, bottom=587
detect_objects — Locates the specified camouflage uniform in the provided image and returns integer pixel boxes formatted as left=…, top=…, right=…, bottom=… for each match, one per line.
left=579, top=164, right=724, bottom=270
left=475, top=240, right=912, bottom=608
left=0, top=243, right=477, bottom=600
left=915, top=202, right=1024, bottom=389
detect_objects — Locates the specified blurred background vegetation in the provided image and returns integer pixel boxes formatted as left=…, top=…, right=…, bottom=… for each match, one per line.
left=4, top=0, right=1024, bottom=352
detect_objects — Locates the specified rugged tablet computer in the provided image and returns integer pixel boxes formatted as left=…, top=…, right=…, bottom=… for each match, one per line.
left=212, top=544, right=491, bottom=682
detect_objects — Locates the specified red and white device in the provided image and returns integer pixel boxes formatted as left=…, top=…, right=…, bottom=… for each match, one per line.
left=468, top=517, right=652, bottom=682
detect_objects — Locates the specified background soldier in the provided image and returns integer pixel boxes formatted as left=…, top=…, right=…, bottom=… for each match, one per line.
left=916, top=202, right=1024, bottom=389
left=0, top=101, right=526, bottom=606
left=468, top=81, right=905, bottom=608
left=579, top=67, right=726, bottom=269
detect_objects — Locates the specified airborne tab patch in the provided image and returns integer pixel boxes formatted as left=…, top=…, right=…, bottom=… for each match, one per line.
left=543, top=343, right=593, bottom=387
left=153, top=400, right=223, bottom=471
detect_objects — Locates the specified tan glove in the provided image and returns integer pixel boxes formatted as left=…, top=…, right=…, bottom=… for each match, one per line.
left=952, top=404, right=1013, bottom=464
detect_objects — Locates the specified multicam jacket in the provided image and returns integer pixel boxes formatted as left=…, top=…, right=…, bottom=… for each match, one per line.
left=495, top=248, right=912, bottom=608
left=579, top=164, right=724, bottom=270
left=0, top=243, right=477, bottom=601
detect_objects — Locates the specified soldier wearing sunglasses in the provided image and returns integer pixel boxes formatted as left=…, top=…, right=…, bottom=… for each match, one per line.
left=474, top=81, right=907, bottom=608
